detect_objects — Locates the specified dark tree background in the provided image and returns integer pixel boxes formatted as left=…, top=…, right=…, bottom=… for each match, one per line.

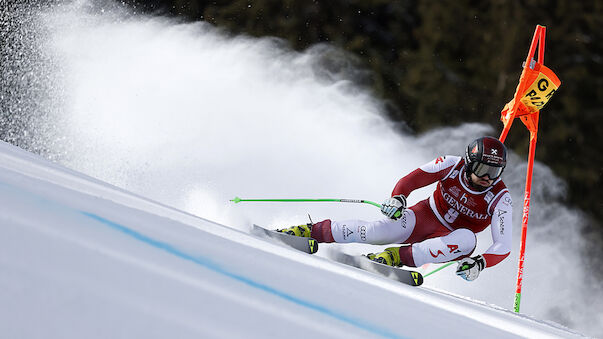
left=129, top=0, right=603, bottom=235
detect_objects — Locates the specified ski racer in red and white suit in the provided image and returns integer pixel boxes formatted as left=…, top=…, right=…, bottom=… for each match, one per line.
left=308, top=137, right=513, bottom=281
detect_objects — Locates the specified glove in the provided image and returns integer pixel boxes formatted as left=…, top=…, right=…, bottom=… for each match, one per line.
left=456, top=255, right=486, bottom=281
left=381, top=194, right=407, bottom=220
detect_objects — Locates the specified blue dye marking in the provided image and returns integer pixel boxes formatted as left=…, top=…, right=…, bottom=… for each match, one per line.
left=0, top=177, right=404, bottom=338
left=81, top=211, right=405, bottom=339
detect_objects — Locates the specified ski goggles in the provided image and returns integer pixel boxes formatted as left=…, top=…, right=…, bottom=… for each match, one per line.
left=470, top=162, right=504, bottom=179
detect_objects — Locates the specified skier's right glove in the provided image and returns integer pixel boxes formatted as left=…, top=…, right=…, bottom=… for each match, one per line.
left=456, top=255, right=486, bottom=281
left=381, top=194, right=407, bottom=220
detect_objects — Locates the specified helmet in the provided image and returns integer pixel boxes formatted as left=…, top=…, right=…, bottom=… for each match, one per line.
left=465, top=136, right=507, bottom=179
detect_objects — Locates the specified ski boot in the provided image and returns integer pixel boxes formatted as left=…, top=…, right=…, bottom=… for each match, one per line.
left=366, top=247, right=402, bottom=267
left=275, top=223, right=312, bottom=238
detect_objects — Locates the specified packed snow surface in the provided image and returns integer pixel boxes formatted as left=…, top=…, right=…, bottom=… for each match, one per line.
left=0, top=142, right=584, bottom=338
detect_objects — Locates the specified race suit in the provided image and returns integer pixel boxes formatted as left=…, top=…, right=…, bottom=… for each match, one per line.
left=310, top=156, right=513, bottom=268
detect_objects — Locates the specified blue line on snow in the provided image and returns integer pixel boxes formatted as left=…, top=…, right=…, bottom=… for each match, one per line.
left=81, top=211, right=406, bottom=339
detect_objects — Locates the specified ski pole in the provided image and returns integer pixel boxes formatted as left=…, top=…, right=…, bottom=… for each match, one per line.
left=423, top=261, right=456, bottom=278
left=230, top=196, right=382, bottom=208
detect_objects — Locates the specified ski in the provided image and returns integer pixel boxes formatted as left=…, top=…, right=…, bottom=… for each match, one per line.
left=251, top=224, right=421, bottom=286
left=251, top=224, right=318, bottom=254
left=328, top=250, right=423, bottom=286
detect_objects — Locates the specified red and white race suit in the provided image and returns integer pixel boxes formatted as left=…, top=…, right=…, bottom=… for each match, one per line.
left=311, top=156, right=513, bottom=268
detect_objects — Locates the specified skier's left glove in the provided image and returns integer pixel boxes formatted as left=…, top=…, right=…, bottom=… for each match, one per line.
left=381, top=194, right=407, bottom=220
left=456, top=255, right=486, bottom=281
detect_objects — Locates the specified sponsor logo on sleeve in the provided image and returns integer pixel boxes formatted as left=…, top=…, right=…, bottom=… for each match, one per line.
left=504, top=195, right=513, bottom=206
left=497, top=209, right=507, bottom=235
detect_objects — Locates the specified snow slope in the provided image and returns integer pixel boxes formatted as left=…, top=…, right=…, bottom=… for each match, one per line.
left=0, top=141, right=585, bottom=338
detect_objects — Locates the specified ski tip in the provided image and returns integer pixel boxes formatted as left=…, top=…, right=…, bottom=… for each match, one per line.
left=231, top=197, right=242, bottom=203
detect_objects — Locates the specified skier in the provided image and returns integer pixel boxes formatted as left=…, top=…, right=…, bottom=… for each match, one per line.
left=277, top=136, right=513, bottom=281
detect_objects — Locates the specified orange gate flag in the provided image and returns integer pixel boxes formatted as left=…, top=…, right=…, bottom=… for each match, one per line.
left=500, top=25, right=561, bottom=140
left=501, top=62, right=561, bottom=136
left=496, top=25, right=561, bottom=314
